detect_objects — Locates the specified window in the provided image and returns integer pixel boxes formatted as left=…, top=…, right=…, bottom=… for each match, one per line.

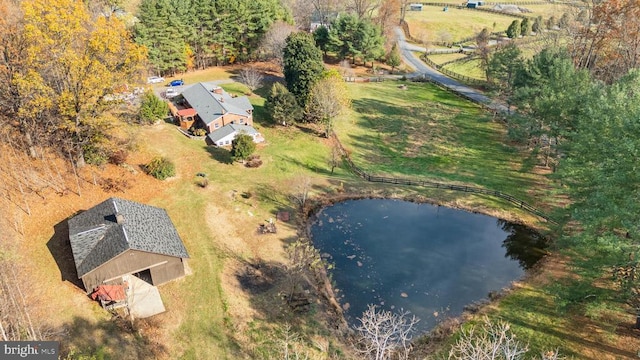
left=214, top=123, right=220, bottom=129
left=239, top=119, right=244, bottom=124
left=225, top=140, right=230, bottom=145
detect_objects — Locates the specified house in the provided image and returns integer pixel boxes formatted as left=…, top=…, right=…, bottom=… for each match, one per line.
left=206, top=123, right=265, bottom=147
left=68, top=197, right=190, bottom=293
left=409, top=3, right=423, bottom=11
left=180, top=82, right=254, bottom=133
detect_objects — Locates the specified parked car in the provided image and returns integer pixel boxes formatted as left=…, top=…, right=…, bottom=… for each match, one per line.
left=165, top=88, right=179, bottom=98
left=147, top=76, right=165, bottom=84
left=168, top=79, right=184, bottom=87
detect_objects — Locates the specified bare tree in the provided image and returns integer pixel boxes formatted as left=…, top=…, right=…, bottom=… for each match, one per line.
left=239, top=67, right=264, bottom=92
left=290, top=175, right=312, bottom=211
left=354, top=304, right=420, bottom=360
left=348, top=0, right=380, bottom=19
left=328, top=142, right=341, bottom=174
left=448, top=318, right=564, bottom=360
left=259, top=21, right=296, bottom=68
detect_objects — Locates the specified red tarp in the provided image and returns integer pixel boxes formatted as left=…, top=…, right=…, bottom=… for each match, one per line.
left=91, top=284, right=127, bottom=302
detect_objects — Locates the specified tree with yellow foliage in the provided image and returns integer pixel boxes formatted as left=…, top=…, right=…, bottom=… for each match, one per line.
left=306, top=69, right=351, bottom=138
left=12, top=0, right=145, bottom=165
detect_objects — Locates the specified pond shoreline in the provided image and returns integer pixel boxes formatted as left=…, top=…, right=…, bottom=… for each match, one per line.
left=300, top=190, right=552, bottom=352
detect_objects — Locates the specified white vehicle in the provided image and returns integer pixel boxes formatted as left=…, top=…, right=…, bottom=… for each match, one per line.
left=165, top=88, right=179, bottom=98
left=147, top=76, right=165, bottom=84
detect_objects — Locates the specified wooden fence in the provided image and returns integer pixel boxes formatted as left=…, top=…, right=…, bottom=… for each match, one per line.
left=332, top=133, right=555, bottom=223
left=421, top=55, right=486, bottom=86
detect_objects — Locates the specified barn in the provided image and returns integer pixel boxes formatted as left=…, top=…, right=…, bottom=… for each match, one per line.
left=68, top=197, right=190, bottom=293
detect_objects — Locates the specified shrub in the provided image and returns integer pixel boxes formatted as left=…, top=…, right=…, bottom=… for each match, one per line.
left=231, top=134, right=256, bottom=162
left=83, top=144, right=109, bottom=166
left=145, top=156, right=175, bottom=180
left=192, top=128, right=207, bottom=136
left=138, top=90, right=169, bottom=124
left=108, top=149, right=128, bottom=165
left=245, top=155, right=263, bottom=168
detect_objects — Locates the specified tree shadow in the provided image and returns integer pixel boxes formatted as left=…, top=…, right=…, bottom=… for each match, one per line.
left=58, top=315, right=168, bottom=359
left=205, top=145, right=233, bottom=164
left=46, top=218, right=85, bottom=290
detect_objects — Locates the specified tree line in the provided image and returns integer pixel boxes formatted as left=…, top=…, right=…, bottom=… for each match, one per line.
left=134, top=0, right=289, bottom=74
left=485, top=23, right=640, bottom=330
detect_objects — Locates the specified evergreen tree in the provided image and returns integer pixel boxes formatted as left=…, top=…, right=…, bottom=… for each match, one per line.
left=313, top=25, right=330, bottom=56
left=386, top=44, right=401, bottom=73
left=520, top=17, right=531, bottom=37
left=265, top=83, right=303, bottom=125
left=283, top=32, right=324, bottom=107
left=329, top=14, right=361, bottom=62
left=506, top=20, right=521, bottom=39
left=231, top=133, right=257, bottom=162
left=356, top=19, right=385, bottom=67
left=532, top=16, right=543, bottom=33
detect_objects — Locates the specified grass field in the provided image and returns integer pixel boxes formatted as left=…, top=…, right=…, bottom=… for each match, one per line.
left=335, top=80, right=546, bottom=203
left=427, top=53, right=469, bottom=65
left=405, top=7, right=519, bottom=43
left=442, top=57, right=486, bottom=80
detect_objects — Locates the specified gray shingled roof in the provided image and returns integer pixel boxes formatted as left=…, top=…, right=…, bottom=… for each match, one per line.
left=207, top=124, right=259, bottom=143
left=68, top=198, right=189, bottom=278
left=181, top=82, right=253, bottom=126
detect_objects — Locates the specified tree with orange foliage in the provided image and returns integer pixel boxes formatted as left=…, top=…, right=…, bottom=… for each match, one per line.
left=13, top=0, right=146, bottom=166
left=570, top=0, right=640, bottom=83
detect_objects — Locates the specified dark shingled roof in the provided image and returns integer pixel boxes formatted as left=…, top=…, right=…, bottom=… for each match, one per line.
left=68, top=197, right=189, bottom=278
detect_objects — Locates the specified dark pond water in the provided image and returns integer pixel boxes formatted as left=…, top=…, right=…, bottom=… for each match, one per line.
left=310, top=199, right=547, bottom=333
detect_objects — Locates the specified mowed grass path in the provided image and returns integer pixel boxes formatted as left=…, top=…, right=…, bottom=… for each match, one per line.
left=336, top=81, right=545, bottom=202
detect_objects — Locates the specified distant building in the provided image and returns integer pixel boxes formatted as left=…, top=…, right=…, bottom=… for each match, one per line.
left=409, top=3, right=423, bottom=11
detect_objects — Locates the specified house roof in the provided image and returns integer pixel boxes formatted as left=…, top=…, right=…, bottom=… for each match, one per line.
left=68, top=197, right=189, bottom=278
left=177, top=108, right=197, bottom=117
left=181, top=83, right=253, bottom=126
left=207, top=124, right=259, bottom=143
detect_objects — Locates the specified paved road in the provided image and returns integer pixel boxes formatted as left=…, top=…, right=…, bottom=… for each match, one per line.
left=394, top=27, right=506, bottom=112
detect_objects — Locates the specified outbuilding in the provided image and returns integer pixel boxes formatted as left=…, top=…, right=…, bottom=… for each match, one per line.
left=68, top=197, right=190, bottom=293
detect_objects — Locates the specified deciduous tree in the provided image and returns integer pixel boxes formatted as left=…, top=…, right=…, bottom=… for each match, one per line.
left=18, top=0, right=146, bottom=166
left=306, top=70, right=351, bottom=137
left=569, top=0, right=640, bottom=83
left=354, top=305, right=419, bottom=360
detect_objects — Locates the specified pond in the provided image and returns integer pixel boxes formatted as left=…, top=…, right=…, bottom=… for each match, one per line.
left=310, top=198, right=547, bottom=333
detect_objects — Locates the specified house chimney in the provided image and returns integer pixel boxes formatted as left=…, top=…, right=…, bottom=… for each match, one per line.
left=213, top=87, right=223, bottom=94
left=115, top=212, right=125, bottom=225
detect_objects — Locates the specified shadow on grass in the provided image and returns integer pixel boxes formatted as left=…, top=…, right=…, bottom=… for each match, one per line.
left=205, top=145, right=233, bottom=164
left=46, top=219, right=84, bottom=290
left=58, top=315, right=168, bottom=359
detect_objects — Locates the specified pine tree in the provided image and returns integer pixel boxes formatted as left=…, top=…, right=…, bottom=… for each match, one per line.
left=283, top=32, right=324, bottom=108
left=231, top=133, right=257, bottom=162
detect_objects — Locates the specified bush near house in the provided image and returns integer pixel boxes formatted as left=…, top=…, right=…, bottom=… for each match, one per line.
left=145, top=156, right=175, bottom=180
left=139, top=90, right=169, bottom=124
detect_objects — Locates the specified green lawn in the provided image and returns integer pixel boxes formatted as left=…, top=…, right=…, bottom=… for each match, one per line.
left=405, top=7, right=516, bottom=43
left=442, top=57, right=486, bottom=80
left=335, top=80, right=546, bottom=203
left=427, top=53, right=469, bottom=65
